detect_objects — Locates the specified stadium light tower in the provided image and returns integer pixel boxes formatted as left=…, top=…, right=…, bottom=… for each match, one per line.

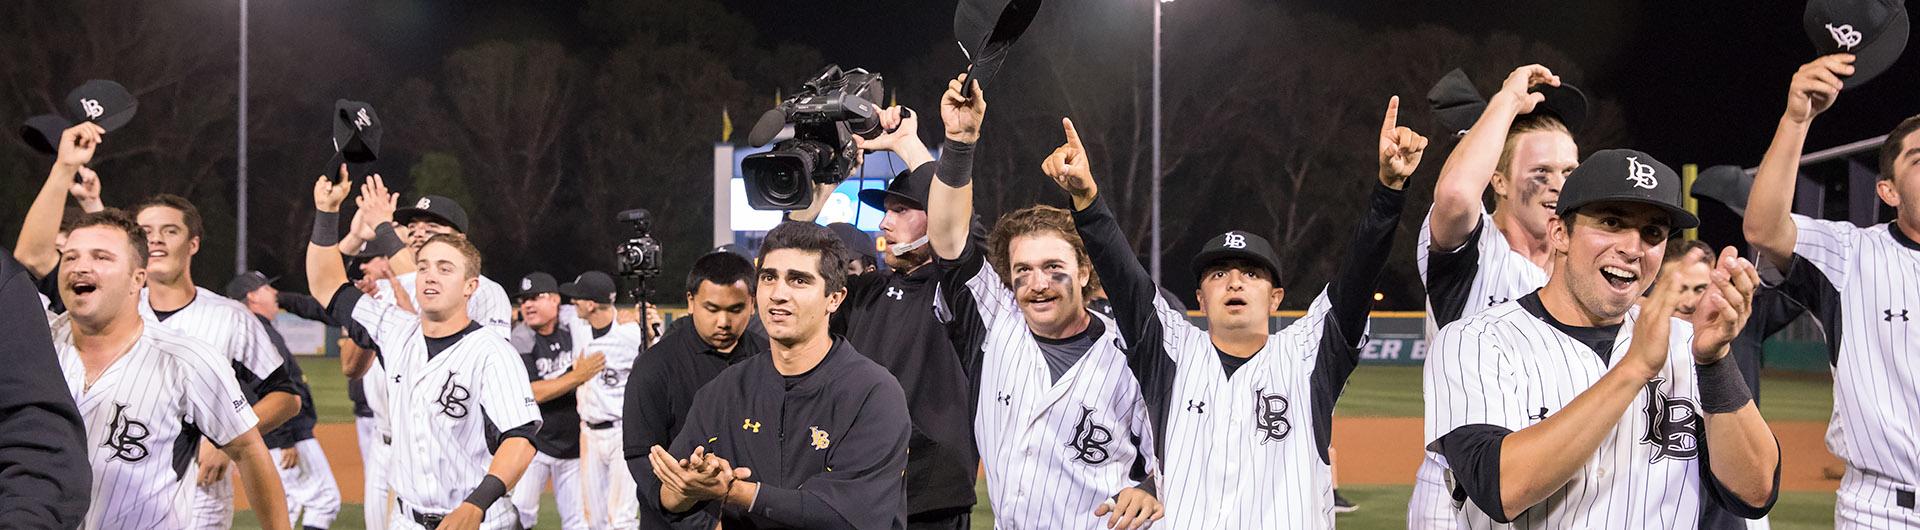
left=1150, top=0, right=1169, bottom=283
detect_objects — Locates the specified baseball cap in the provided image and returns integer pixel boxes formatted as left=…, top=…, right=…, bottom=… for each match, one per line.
left=1690, top=164, right=1755, bottom=217
left=1528, top=83, right=1589, bottom=133
left=394, top=195, right=471, bottom=234
left=827, top=222, right=878, bottom=260
left=1190, top=230, right=1282, bottom=284
left=1806, top=0, right=1910, bottom=88
left=1427, top=69, right=1488, bottom=138
left=713, top=244, right=753, bottom=260
left=327, top=99, right=382, bottom=181
left=19, top=114, right=72, bottom=155
left=1554, top=149, right=1700, bottom=230
left=65, top=80, right=138, bottom=133
left=858, top=163, right=936, bottom=211
left=560, top=271, right=618, bottom=304
left=514, top=272, right=560, bottom=300
left=954, top=0, right=1043, bottom=91
left=223, top=271, right=278, bottom=301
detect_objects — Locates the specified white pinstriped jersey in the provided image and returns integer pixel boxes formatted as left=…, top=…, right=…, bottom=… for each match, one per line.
left=139, top=287, right=284, bottom=383
left=376, top=271, right=514, bottom=329
left=961, top=268, right=1155, bottom=529
left=1415, top=211, right=1549, bottom=530
left=349, top=293, right=542, bottom=518
left=52, top=315, right=259, bottom=530
left=1789, top=214, right=1920, bottom=495
left=575, top=319, right=642, bottom=425
left=1426, top=302, right=1710, bottom=529
left=1152, top=294, right=1341, bottom=529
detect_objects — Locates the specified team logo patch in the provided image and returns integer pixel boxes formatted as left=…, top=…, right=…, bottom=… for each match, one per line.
left=1186, top=400, right=1206, bottom=414
left=742, top=419, right=761, bottom=433
left=884, top=287, right=904, bottom=300
left=1826, top=23, right=1864, bottom=50
left=1639, top=378, right=1702, bottom=463
left=1885, top=309, right=1910, bottom=322
left=103, top=402, right=150, bottom=462
left=416, top=197, right=432, bottom=209
left=81, top=98, right=104, bottom=119
left=1222, top=233, right=1247, bottom=249
left=809, top=426, right=831, bottom=450
left=437, top=372, right=471, bottom=419
left=599, top=367, right=624, bottom=387
left=1252, top=388, right=1292, bottom=444
left=521, top=278, right=534, bottom=291
left=1064, top=406, right=1114, bottom=465
left=1625, top=156, right=1659, bottom=190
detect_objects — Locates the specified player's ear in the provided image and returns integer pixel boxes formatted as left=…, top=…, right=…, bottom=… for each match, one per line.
left=464, top=276, right=479, bottom=297
left=1548, top=215, right=1570, bottom=254
left=1489, top=170, right=1512, bottom=200
left=825, top=286, right=847, bottom=314
left=1268, top=287, right=1285, bottom=312
left=1877, top=178, right=1903, bottom=209
left=187, top=235, right=200, bottom=256
left=130, top=268, right=147, bottom=294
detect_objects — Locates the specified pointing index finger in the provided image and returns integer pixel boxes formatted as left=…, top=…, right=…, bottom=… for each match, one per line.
left=1062, top=117, right=1083, bottom=150
left=1382, top=96, right=1400, bottom=136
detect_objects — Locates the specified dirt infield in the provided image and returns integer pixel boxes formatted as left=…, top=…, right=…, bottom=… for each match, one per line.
left=237, top=418, right=1841, bottom=509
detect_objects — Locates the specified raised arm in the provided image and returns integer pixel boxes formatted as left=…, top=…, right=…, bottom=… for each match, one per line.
left=1745, top=55, right=1853, bottom=268
left=305, top=170, right=354, bottom=305
left=14, top=123, right=105, bottom=277
left=1429, top=65, right=1560, bottom=251
left=1687, top=249, right=1780, bottom=512
left=1047, top=118, right=1157, bottom=346
left=1326, top=97, right=1423, bottom=337
left=929, top=72, right=985, bottom=261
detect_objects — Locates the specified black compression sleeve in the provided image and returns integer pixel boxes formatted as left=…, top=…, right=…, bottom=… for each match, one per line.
left=936, top=140, right=975, bottom=187
left=311, top=211, right=341, bottom=247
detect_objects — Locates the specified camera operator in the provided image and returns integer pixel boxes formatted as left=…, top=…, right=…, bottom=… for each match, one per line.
left=782, top=81, right=988, bottom=528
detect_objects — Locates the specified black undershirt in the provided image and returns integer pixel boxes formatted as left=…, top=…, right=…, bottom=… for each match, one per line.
left=1216, top=349, right=1253, bottom=378
left=1033, top=316, right=1104, bottom=383
left=425, top=321, right=483, bottom=361
left=1517, top=292, right=1621, bottom=363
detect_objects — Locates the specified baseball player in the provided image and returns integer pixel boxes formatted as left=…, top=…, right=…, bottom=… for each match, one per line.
left=506, top=272, right=607, bottom=530
left=649, top=221, right=911, bottom=529
left=562, top=271, right=644, bottom=530
left=1425, top=149, right=1780, bottom=529
left=625, top=250, right=766, bottom=530
left=227, top=271, right=343, bottom=530
left=1412, top=64, right=1581, bottom=529
left=1051, top=97, right=1422, bottom=527
left=924, top=73, right=1162, bottom=529
left=306, top=173, right=541, bottom=530
left=337, top=173, right=512, bottom=329
left=1744, top=53, right=1920, bottom=528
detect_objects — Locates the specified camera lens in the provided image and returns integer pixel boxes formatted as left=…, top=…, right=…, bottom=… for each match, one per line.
left=766, top=167, right=802, bottom=202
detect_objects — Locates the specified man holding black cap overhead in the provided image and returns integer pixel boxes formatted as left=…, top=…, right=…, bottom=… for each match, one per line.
left=509, top=272, right=607, bottom=530
left=785, top=96, right=991, bottom=528
left=340, top=175, right=514, bottom=329
left=1745, top=7, right=1920, bottom=520
left=625, top=249, right=765, bottom=530
left=562, top=270, right=646, bottom=530
left=1426, top=149, right=1780, bottom=528
left=226, top=271, right=343, bottom=530
left=1054, top=97, right=1419, bottom=528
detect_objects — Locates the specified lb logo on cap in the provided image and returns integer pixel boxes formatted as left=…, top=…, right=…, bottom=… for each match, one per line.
left=416, top=197, right=432, bottom=209
left=1222, top=233, right=1247, bottom=249
left=1826, top=23, right=1865, bottom=49
left=81, top=98, right=104, bottom=119
left=521, top=278, right=533, bottom=291
left=1626, top=156, right=1659, bottom=190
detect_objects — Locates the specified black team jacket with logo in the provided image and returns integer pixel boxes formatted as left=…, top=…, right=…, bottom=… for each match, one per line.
left=666, top=339, right=910, bottom=530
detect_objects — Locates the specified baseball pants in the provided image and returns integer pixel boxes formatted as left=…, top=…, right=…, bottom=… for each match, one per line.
left=271, top=438, right=342, bottom=528
left=358, top=417, right=393, bottom=530
left=511, top=451, right=587, bottom=529
left=581, top=423, right=638, bottom=530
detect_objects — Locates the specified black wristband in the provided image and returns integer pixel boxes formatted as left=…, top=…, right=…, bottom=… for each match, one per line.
left=462, top=474, right=508, bottom=510
left=936, top=139, right=975, bottom=187
left=366, top=222, right=404, bottom=258
left=311, top=211, right=341, bottom=247
left=1697, top=356, right=1754, bottom=414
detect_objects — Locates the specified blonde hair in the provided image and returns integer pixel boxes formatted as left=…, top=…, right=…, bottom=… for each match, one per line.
left=422, top=233, right=484, bottom=279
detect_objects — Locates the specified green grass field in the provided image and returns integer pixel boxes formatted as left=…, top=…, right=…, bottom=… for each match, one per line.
left=257, top=358, right=1839, bottom=528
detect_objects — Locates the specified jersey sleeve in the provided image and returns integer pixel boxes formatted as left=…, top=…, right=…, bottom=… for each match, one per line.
left=478, top=343, right=542, bottom=434
left=1424, top=320, right=1528, bottom=440
left=1420, top=212, right=1491, bottom=326
left=939, top=238, right=1018, bottom=335
left=229, top=307, right=285, bottom=380
left=471, top=278, right=514, bottom=329
left=336, top=286, right=420, bottom=352
left=177, top=342, right=261, bottom=446
left=747, top=378, right=911, bottom=530
left=1789, top=214, right=1864, bottom=290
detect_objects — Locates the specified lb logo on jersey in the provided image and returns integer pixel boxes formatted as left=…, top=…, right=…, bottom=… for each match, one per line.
left=809, top=426, right=832, bottom=450
left=437, top=372, right=472, bottom=419
left=103, top=402, right=150, bottom=462
left=1065, top=406, right=1114, bottom=465
left=1252, top=388, right=1292, bottom=444
left=599, top=367, right=625, bottom=387
left=1639, top=378, right=1702, bottom=463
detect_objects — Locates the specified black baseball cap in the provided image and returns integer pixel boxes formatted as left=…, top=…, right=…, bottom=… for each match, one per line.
left=858, top=163, right=935, bottom=211
left=65, top=80, right=138, bottom=133
left=514, top=272, right=560, bottom=299
left=327, top=99, right=382, bottom=181
left=1806, top=0, right=1910, bottom=89
left=954, top=0, right=1043, bottom=91
left=828, top=222, right=878, bottom=260
left=1690, top=165, right=1755, bottom=217
left=1190, top=230, right=1283, bottom=283
left=223, top=271, right=278, bottom=301
left=1427, top=69, right=1488, bottom=138
left=561, top=271, right=617, bottom=304
left=19, top=114, right=71, bottom=155
left=394, top=195, right=471, bottom=234
left=1527, top=83, right=1589, bottom=133
left=1555, top=149, right=1700, bottom=230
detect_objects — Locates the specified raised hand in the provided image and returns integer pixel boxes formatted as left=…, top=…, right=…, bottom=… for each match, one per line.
left=70, top=166, right=105, bottom=212
left=313, top=164, right=352, bottom=213
left=56, top=122, right=106, bottom=172
left=851, top=105, right=920, bottom=153
left=1378, top=96, right=1429, bottom=190
left=1494, top=64, right=1560, bottom=116
left=1041, top=118, right=1097, bottom=210
left=1688, top=247, right=1761, bottom=364
left=1785, top=54, right=1854, bottom=125
left=1624, top=266, right=1682, bottom=381
left=941, top=72, right=986, bottom=144
left=358, top=174, right=399, bottom=227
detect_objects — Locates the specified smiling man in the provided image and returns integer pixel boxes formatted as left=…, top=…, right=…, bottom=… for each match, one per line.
left=1426, top=149, right=1780, bottom=529
left=650, top=221, right=910, bottom=530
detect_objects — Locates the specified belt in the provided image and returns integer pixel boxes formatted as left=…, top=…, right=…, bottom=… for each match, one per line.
left=586, top=420, right=618, bottom=430
left=397, top=499, right=444, bottom=529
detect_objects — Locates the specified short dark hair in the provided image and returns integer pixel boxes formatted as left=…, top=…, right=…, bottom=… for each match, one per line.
left=132, top=194, right=204, bottom=239
left=756, top=222, right=849, bottom=294
left=69, top=208, right=150, bottom=269
left=686, top=251, right=755, bottom=297
left=1663, top=239, right=1713, bottom=265
left=988, top=205, right=1096, bottom=299
left=1880, top=115, right=1920, bottom=181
